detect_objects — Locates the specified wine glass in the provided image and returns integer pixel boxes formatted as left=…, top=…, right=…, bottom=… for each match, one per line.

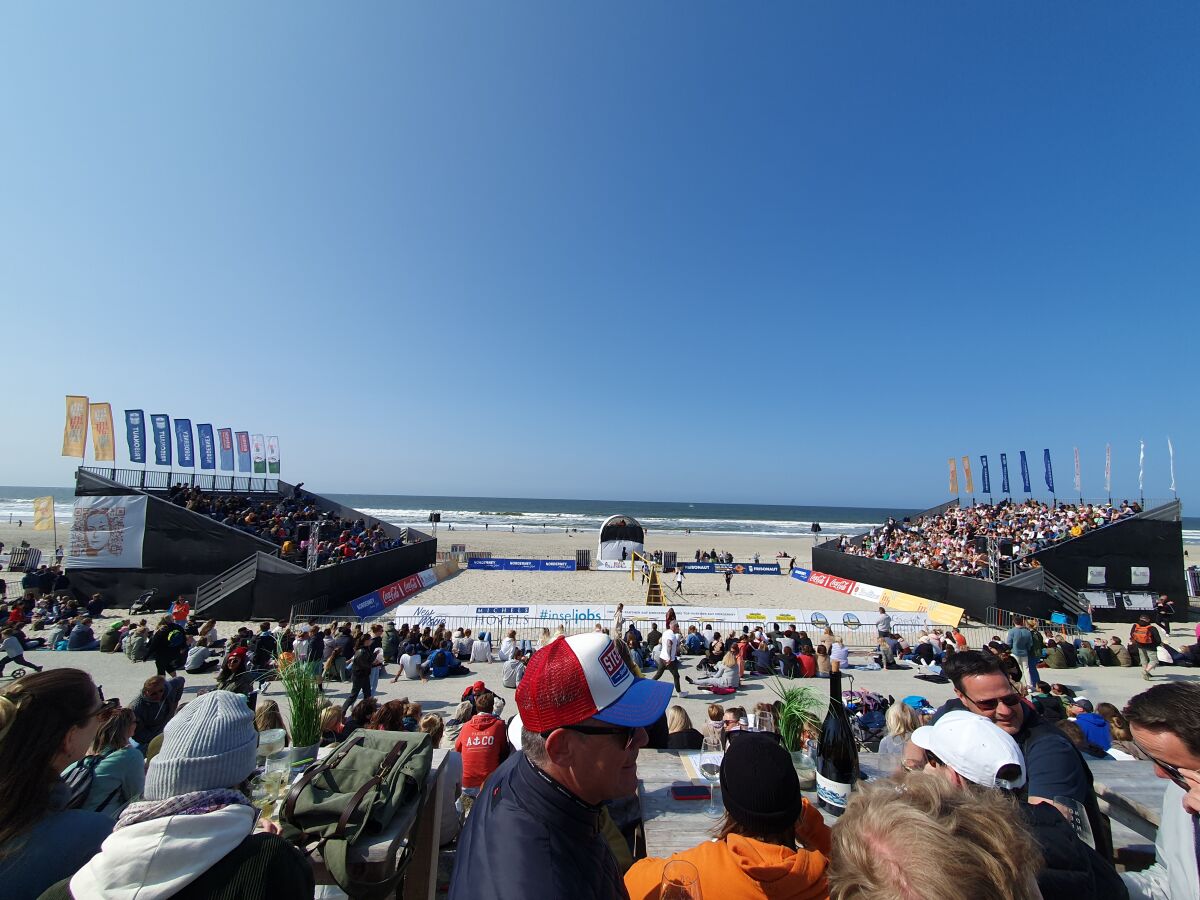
left=1053, top=796, right=1095, bottom=849
left=660, top=859, right=703, bottom=900
left=757, top=710, right=775, bottom=735
left=699, top=733, right=723, bottom=819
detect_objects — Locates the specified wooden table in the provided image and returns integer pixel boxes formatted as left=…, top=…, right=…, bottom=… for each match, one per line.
left=1086, top=758, right=1165, bottom=842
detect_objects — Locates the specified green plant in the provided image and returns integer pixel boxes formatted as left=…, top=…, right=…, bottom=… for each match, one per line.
left=276, top=654, right=322, bottom=748
left=771, top=680, right=825, bottom=752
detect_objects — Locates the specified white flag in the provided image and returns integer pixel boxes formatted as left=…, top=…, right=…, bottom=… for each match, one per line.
left=1139, top=439, right=1145, bottom=492
left=1073, top=447, right=1081, bottom=495
left=1168, top=437, right=1176, bottom=493
left=1104, top=443, right=1111, bottom=494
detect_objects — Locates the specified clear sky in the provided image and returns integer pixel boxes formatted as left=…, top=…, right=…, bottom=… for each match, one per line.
left=1, top=3, right=1196, bottom=507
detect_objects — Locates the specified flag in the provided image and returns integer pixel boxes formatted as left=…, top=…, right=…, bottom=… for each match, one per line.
left=197, top=424, right=216, bottom=470
left=1000, top=453, right=1011, bottom=494
left=251, top=434, right=267, bottom=474
left=1073, top=447, right=1081, bottom=496
left=980, top=455, right=992, bottom=495
left=962, top=456, right=974, bottom=494
left=218, top=428, right=235, bottom=471
left=1019, top=451, right=1031, bottom=493
left=151, top=415, right=172, bottom=466
left=1168, top=437, right=1176, bottom=493
left=175, top=419, right=195, bottom=467
left=1044, top=449, right=1055, bottom=493
left=62, top=395, right=89, bottom=458
left=88, top=402, right=115, bottom=461
left=1105, top=444, right=1111, bottom=495
left=1139, top=439, right=1145, bottom=492
left=235, top=432, right=252, bottom=472
left=125, top=410, right=146, bottom=464
left=33, top=496, right=55, bottom=531
left=948, top=457, right=959, bottom=495
left=266, top=436, right=280, bottom=474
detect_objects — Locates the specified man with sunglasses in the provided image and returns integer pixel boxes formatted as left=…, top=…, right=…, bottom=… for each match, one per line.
left=1121, top=682, right=1200, bottom=899
left=450, top=632, right=673, bottom=900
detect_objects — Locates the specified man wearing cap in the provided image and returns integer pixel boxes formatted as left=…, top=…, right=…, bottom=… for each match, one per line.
left=1069, top=699, right=1112, bottom=752
left=449, top=633, right=673, bottom=900
left=911, top=710, right=1127, bottom=898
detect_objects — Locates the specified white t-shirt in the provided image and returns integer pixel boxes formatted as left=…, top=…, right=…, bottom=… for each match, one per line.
left=470, top=639, right=491, bottom=663
left=498, top=637, right=516, bottom=662
left=659, top=630, right=680, bottom=663
left=400, top=653, right=422, bottom=679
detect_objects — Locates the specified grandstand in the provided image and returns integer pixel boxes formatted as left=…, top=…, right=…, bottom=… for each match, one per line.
left=67, top=466, right=436, bottom=621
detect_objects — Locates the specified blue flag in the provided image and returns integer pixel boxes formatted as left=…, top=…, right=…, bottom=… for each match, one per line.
left=1019, top=450, right=1031, bottom=493
left=124, top=410, right=146, bottom=464
left=175, top=419, right=195, bottom=468
left=980, top=455, right=991, bottom=495
left=1044, top=448, right=1055, bottom=493
left=218, top=428, right=235, bottom=471
left=1000, top=453, right=1010, bottom=494
left=197, top=424, right=216, bottom=470
left=151, top=414, right=172, bottom=466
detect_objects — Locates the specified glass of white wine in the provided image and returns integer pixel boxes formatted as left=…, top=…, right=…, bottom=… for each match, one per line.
left=699, top=733, right=723, bottom=819
left=660, top=859, right=702, bottom=900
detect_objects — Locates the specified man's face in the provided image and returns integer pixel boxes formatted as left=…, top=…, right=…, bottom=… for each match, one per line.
left=1129, top=723, right=1200, bottom=814
left=956, top=672, right=1025, bottom=735
left=562, top=717, right=648, bottom=804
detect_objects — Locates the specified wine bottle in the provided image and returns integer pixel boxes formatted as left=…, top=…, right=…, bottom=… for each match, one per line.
left=815, top=670, right=859, bottom=816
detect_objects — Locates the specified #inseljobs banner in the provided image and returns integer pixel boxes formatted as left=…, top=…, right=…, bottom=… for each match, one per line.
left=218, top=428, right=235, bottom=471
left=235, top=432, right=252, bottom=472
left=197, top=424, right=216, bottom=470
left=251, top=434, right=266, bottom=474
left=125, top=410, right=146, bottom=464
left=175, top=419, right=195, bottom=468
left=151, top=414, right=172, bottom=466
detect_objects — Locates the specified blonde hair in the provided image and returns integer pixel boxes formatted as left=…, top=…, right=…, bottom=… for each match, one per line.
left=830, top=773, right=1042, bottom=900
left=707, top=703, right=724, bottom=723
left=722, top=650, right=736, bottom=667
left=418, top=714, right=444, bottom=747
left=319, top=706, right=342, bottom=734
left=666, top=705, right=693, bottom=733
left=884, top=703, right=919, bottom=740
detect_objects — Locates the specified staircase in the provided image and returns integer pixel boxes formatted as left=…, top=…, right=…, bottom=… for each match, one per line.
left=195, top=555, right=261, bottom=616
left=1000, top=566, right=1087, bottom=616
left=645, top=568, right=668, bottom=606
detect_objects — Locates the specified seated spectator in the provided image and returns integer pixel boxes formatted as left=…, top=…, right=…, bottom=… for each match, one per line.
left=318, top=706, right=344, bottom=747
left=216, top=648, right=253, bottom=693
left=1058, top=720, right=1109, bottom=759
left=1076, top=641, right=1099, bottom=667
left=469, top=632, right=492, bottom=664
left=44, top=690, right=314, bottom=899
left=830, top=641, right=850, bottom=669
left=185, top=637, right=220, bottom=674
left=497, top=630, right=518, bottom=662
left=368, top=699, right=409, bottom=731
left=664, top=705, right=704, bottom=750
left=98, top=620, right=127, bottom=654
left=130, top=675, right=185, bottom=750
left=253, top=699, right=289, bottom=744
left=1042, top=640, right=1069, bottom=669
left=1093, top=640, right=1116, bottom=666
left=62, top=707, right=144, bottom=818
left=624, top=731, right=830, bottom=898
left=877, top=702, right=919, bottom=757
left=502, top=648, right=527, bottom=689
left=66, top=617, right=100, bottom=652
left=1068, top=699, right=1111, bottom=751
left=1095, top=703, right=1147, bottom=760
left=443, top=700, right=474, bottom=745
left=750, top=640, right=775, bottom=675
left=346, top=697, right=380, bottom=733
left=1030, top=682, right=1066, bottom=723
left=124, top=625, right=150, bottom=663
left=0, top=669, right=113, bottom=900
left=422, top=641, right=468, bottom=679
left=418, top=714, right=462, bottom=847
left=686, top=650, right=741, bottom=691
left=454, top=690, right=508, bottom=799
left=684, top=626, right=706, bottom=656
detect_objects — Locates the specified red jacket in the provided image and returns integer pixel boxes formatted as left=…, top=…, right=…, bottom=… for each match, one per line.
left=454, top=713, right=510, bottom=788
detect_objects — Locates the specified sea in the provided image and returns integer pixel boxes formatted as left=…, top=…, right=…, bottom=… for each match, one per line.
left=2, top=486, right=1197, bottom=542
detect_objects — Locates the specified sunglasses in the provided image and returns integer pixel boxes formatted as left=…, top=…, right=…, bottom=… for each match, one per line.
left=1132, top=740, right=1193, bottom=791
left=543, top=723, right=639, bottom=750
left=961, top=690, right=1022, bottom=712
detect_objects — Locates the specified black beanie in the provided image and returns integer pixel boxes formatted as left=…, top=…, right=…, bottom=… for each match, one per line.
left=719, top=733, right=804, bottom=834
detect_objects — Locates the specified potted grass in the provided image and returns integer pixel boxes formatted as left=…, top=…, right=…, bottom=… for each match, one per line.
left=772, top=680, right=825, bottom=789
left=276, top=651, right=322, bottom=767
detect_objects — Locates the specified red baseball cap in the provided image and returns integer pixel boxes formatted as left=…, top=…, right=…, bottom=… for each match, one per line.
left=516, top=633, right=672, bottom=732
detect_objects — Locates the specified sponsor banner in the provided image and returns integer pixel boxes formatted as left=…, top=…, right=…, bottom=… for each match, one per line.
left=791, top=565, right=964, bottom=626
left=1104, top=443, right=1111, bottom=494
left=236, top=432, right=252, bottom=472
left=467, top=558, right=577, bottom=571
left=1000, top=452, right=1010, bottom=494
left=961, top=455, right=974, bottom=495
left=197, top=424, right=216, bottom=470
left=125, top=410, right=146, bottom=464
left=218, top=428, right=235, bottom=471
left=1020, top=450, right=1031, bottom=493
left=350, top=568, right=435, bottom=617
left=948, top=457, right=958, bottom=495
left=791, top=567, right=811, bottom=582
left=66, top=495, right=147, bottom=569
left=1043, top=448, right=1054, bottom=493
left=174, top=419, right=195, bottom=467
left=594, top=558, right=633, bottom=571
left=151, top=415, right=172, bottom=466
left=89, top=403, right=115, bottom=461
left=33, top=497, right=55, bottom=532
left=267, top=436, right=280, bottom=474
left=806, top=571, right=857, bottom=594
left=676, top=561, right=784, bottom=575
left=63, top=395, right=89, bottom=458
left=251, top=434, right=266, bottom=474
left=980, top=455, right=991, bottom=495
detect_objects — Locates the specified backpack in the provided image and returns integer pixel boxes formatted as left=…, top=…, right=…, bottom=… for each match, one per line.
left=280, top=730, right=432, bottom=899
left=63, top=752, right=124, bottom=812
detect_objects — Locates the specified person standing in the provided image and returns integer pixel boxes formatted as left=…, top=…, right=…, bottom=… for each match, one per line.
left=1006, top=616, right=1036, bottom=686
left=724, top=570, right=733, bottom=592
left=673, top=567, right=684, bottom=595
left=1129, top=614, right=1163, bottom=681
left=341, top=635, right=375, bottom=713
left=876, top=607, right=893, bottom=640
left=652, top=621, right=682, bottom=695
left=1154, top=594, right=1174, bottom=636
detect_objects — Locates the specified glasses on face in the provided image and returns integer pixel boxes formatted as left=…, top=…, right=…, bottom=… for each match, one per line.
left=1132, top=740, right=1193, bottom=791
left=961, top=690, right=1022, bottom=713
left=543, top=724, right=639, bottom=750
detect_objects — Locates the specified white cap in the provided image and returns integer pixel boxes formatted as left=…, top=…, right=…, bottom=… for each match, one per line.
left=910, top=710, right=1026, bottom=791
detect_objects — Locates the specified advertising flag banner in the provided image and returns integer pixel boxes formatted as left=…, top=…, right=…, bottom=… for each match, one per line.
left=1105, top=444, right=1112, bottom=495
left=1073, top=447, right=1081, bottom=496
left=62, top=395, right=89, bottom=458
left=1000, top=453, right=1011, bottom=494
left=1168, top=437, right=1176, bottom=493
left=197, top=424, right=216, bottom=470
left=125, top=410, right=146, bottom=464
left=175, top=419, right=195, bottom=468
left=67, top=495, right=148, bottom=569
left=980, top=455, right=992, bottom=495
left=218, top=428, right=235, bottom=471
left=961, top=456, right=974, bottom=495
left=266, top=436, right=280, bottom=474
left=948, top=457, right=959, bottom=495
left=151, top=415, right=172, bottom=466
left=1139, top=439, right=1145, bottom=492
left=1044, top=449, right=1055, bottom=493
left=88, top=403, right=115, bottom=462
left=251, top=434, right=267, bottom=474
left=33, top=497, right=55, bottom=532
left=236, top=432, right=252, bottom=472
left=1019, top=451, right=1031, bottom=493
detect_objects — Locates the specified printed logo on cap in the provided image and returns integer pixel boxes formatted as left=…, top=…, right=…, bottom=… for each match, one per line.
left=598, top=642, right=630, bottom=687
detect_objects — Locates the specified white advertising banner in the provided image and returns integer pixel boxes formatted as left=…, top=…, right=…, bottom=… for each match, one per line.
left=1130, top=566, right=1150, bottom=586
left=66, top=495, right=147, bottom=569
left=1087, top=566, right=1106, bottom=586
left=593, top=559, right=633, bottom=572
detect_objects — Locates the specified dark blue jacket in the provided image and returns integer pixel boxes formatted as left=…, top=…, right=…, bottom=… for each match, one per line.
left=1074, top=713, right=1112, bottom=752
left=448, top=752, right=628, bottom=900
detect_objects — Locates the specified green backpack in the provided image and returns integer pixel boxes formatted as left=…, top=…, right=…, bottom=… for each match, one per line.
left=280, top=729, right=433, bottom=898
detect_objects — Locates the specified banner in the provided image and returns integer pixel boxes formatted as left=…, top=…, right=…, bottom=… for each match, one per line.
left=151, top=415, right=172, bottom=466
left=88, top=403, right=115, bottom=462
left=1000, top=453, right=1010, bottom=494
left=1105, top=444, right=1112, bottom=495
left=174, top=419, right=195, bottom=467
left=218, top=428, right=235, bottom=471
left=980, top=455, right=991, bottom=495
left=267, top=436, right=280, bottom=474
left=948, top=457, right=959, bottom=495
left=1168, top=437, right=1176, bottom=493
left=251, top=434, right=266, bottom=474
left=197, top=424, right=216, bottom=470
left=1138, top=439, right=1145, bottom=492
left=66, top=495, right=148, bottom=569
left=961, top=456, right=974, bottom=495
left=1043, top=448, right=1054, bottom=493
left=125, top=410, right=146, bottom=464
left=33, top=496, right=55, bottom=532
left=351, top=568, right=440, bottom=618
left=235, top=432, right=252, bottom=472
left=1019, top=450, right=1031, bottom=493
left=468, top=558, right=578, bottom=571
left=62, top=395, right=89, bottom=458
left=1073, top=447, right=1081, bottom=496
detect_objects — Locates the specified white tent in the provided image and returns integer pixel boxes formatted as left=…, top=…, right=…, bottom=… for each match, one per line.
left=597, top=514, right=645, bottom=561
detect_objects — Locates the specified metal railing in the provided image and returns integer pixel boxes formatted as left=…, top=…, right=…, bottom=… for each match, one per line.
left=984, top=606, right=1080, bottom=637
left=81, top=466, right=279, bottom=494
left=195, top=555, right=261, bottom=614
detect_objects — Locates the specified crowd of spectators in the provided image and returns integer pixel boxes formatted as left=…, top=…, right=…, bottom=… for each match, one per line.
left=835, top=499, right=1141, bottom=578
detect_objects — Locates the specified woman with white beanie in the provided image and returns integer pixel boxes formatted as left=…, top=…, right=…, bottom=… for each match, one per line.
left=41, top=690, right=314, bottom=900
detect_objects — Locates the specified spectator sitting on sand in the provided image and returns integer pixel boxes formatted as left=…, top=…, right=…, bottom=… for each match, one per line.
left=130, top=675, right=185, bottom=751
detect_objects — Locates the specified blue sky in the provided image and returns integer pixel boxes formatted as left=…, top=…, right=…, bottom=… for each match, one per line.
left=1, top=3, right=1196, bottom=506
